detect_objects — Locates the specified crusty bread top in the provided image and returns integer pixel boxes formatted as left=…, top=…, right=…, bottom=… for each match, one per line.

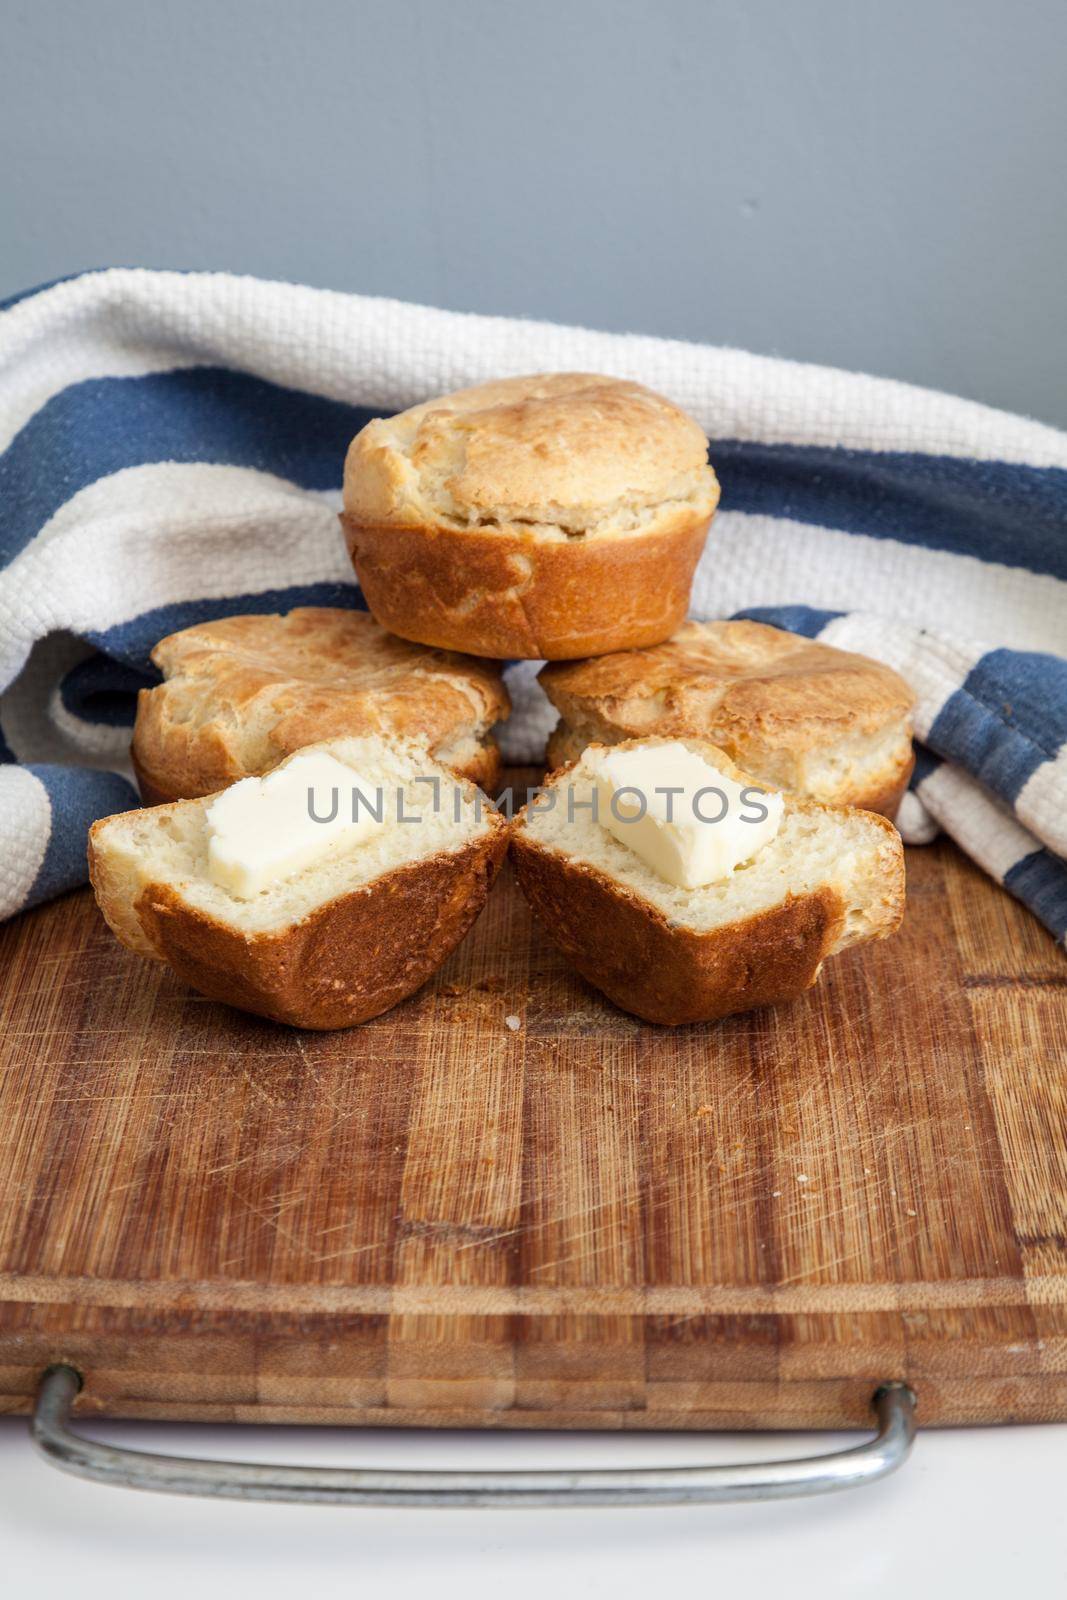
left=134, top=608, right=508, bottom=799
left=91, top=735, right=505, bottom=956
left=541, top=619, right=915, bottom=746
left=342, top=373, right=719, bottom=540
left=514, top=736, right=905, bottom=949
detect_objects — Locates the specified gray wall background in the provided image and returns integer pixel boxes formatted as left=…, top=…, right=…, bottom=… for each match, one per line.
left=3, top=0, right=1065, bottom=427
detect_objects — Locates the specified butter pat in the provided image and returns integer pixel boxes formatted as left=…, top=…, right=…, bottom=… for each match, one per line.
left=206, top=751, right=386, bottom=899
left=591, top=742, right=783, bottom=889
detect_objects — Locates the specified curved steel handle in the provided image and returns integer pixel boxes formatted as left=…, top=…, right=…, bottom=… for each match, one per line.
left=32, top=1366, right=915, bottom=1506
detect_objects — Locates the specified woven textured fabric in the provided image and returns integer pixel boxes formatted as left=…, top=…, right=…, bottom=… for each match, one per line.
left=1, top=268, right=1065, bottom=939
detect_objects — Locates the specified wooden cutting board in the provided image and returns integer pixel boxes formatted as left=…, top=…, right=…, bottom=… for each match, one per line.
left=1, top=790, right=1065, bottom=1432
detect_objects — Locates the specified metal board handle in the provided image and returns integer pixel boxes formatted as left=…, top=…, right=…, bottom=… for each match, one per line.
left=32, top=1366, right=915, bottom=1507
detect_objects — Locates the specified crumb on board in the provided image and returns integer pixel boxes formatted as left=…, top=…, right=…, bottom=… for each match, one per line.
left=504, top=1014, right=521, bottom=1032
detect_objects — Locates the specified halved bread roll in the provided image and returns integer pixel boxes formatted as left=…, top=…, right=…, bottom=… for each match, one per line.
left=541, top=619, right=915, bottom=817
left=132, top=608, right=509, bottom=805
left=511, top=738, right=905, bottom=1026
left=89, top=737, right=508, bottom=1029
left=341, top=373, right=720, bottom=660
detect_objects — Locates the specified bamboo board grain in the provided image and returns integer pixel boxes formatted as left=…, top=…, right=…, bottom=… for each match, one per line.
left=1, top=821, right=1065, bottom=1432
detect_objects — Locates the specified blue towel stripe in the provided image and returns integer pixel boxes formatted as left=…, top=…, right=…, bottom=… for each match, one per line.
left=84, top=581, right=365, bottom=670
left=59, top=656, right=158, bottom=728
left=711, top=440, right=1067, bottom=580
left=25, top=764, right=140, bottom=910
left=733, top=604, right=845, bottom=638
left=1003, top=851, right=1067, bottom=942
left=957, top=648, right=1067, bottom=759
left=910, top=744, right=943, bottom=787
left=4, top=365, right=1067, bottom=582
left=928, top=688, right=1047, bottom=804
left=0, top=368, right=378, bottom=563
left=926, top=647, right=1067, bottom=804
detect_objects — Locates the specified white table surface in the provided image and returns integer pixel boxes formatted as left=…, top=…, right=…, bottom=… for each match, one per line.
left=3, top=1413, right=1065, bottom=1595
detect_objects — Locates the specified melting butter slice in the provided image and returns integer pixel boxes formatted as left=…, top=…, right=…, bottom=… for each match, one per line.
left=591, top=742, right=783, bottom=889
left=206, top=751, right=385, bottom=898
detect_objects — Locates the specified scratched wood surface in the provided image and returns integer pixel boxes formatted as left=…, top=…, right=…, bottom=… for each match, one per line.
left=1, top=817, right=1065, bottom=1431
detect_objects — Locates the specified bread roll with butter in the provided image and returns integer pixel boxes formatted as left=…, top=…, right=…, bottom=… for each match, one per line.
left=541, top=619, right=915, bottom=818
left=511, top=737, right=905, bottom=1026
left=89, top=737, right=507, bottom=1030
left=341, top=373, right=720, bottom=660
left=132, top=608, right=509, bottom=805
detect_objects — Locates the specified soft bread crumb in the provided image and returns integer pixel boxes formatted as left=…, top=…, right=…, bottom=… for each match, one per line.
left=518, top=738, right=903, bottom=951
left=91, top=736, right=498, bottom=953
left=549, top=718, right=911, bottom=815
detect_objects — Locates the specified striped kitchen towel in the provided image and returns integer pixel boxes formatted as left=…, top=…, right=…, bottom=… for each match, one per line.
left=1, top=268, right=1065, bottom=941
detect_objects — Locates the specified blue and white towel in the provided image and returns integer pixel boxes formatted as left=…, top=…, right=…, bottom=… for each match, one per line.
left=1, top=268, right=1065, bottom=941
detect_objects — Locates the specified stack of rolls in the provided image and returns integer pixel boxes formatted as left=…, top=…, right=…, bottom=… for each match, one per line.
left=90, top=372, right=912, bottom=1028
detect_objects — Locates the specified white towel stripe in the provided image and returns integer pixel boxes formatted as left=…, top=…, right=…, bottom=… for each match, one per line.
left=0, top=766, right=51, bottom=919
left=5, top=270, right=1067, bottom=466
left=695, top=512, right=1067, bottom=655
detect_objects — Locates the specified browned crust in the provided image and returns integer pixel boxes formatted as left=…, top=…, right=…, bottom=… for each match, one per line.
left=130, top=607, right=508, bottom=803
left=132, top=734, right=503, bottom=807
left=540, top=619, right=916, bottom=814
left=511, top=830, right=847, bottom=1026
left=129, top=752, right=179, bottom=810
left=849, top=753, right=915, bottom=821
left=541, top=619, right=915, bottom=729
left=90, top=823, right=508, bottom=1030
left=343, top=374, right=718, bottom=529
left=340, top=507, right=714, bottom=660
left=544, top=725, right=583, bottom=774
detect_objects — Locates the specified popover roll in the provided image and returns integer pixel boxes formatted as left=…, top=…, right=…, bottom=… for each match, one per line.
left=132, top=607, right=509, bottom=803
left=90, top=736, right=508, bottom=1030
left=542, top=619, right=915, bottom=818
left=341, top=373, right=720, bottom=660
left=511, top=737, right=905, bottom=1026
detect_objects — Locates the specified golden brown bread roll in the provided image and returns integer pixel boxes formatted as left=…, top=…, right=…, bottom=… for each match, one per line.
left=340, top=373, right=720, bottom=660
left=131, top=607, right=509, bottom=803
left=511, top=737, right=906, bottom=1026
left=91, top=737, right=508, bottom=1030
left=541, top=619, right=915, bottom=817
